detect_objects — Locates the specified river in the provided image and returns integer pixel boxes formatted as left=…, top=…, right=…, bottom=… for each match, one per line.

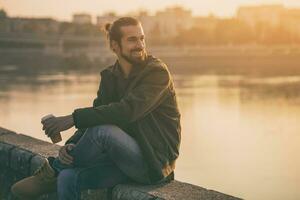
left=0, top=70, right=300, bottom=200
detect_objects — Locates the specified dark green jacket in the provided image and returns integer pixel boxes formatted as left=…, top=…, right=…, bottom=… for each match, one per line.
left=67, top=55, right=181, bottom=183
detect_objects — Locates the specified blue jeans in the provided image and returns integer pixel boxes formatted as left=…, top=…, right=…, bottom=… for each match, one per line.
left=52, top=125, right=151, bottom=200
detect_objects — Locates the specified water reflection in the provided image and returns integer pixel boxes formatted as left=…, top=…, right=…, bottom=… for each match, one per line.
left=0, top=72, right=300, bottom=200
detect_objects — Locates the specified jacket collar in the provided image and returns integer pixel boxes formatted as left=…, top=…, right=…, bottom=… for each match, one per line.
left=112, top=55, right=150, bottom=79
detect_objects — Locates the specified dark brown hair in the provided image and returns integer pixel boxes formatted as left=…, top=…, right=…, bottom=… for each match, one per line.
left=105, top=17, right=141, bottom=47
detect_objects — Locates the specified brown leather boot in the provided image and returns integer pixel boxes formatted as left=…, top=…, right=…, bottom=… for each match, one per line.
left=11, top=158, right=57, bottom=200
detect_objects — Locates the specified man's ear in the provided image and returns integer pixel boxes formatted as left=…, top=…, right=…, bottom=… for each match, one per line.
left=111, top=40, right=120, bottom=53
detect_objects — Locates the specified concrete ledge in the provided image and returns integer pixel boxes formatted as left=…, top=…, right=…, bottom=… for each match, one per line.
left=0, top=127, right=60, bottom=157
left=0, top=127, right=242, bottom=200
left=112, top=181, right=240, bottom=200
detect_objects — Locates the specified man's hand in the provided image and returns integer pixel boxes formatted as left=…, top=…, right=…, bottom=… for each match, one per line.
left=42, top=114, right=74, bottom=137
left=58, top=144, right=75, bottom=165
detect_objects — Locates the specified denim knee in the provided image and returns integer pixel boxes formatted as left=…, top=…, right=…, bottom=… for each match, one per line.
left=57, top=169, right=80, bottom=200
left=85, top=124, right=122, bottom=142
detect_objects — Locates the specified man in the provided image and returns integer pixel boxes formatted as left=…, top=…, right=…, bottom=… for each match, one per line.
left=11, top=17, right=181, bottom=200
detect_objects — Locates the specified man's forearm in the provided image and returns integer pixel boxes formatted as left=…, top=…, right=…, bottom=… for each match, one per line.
left=66, top=114, right=75, bottom=128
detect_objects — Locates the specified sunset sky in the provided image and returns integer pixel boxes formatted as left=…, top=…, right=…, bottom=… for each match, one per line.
left=1, top=0, right=300, bottom=21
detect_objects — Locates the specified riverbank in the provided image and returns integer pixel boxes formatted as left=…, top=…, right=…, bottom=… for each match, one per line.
left=1, top=45, right=300, bottom=77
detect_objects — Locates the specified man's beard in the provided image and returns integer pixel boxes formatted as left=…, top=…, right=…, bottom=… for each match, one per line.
left=120, top=48, right=147, bottom=65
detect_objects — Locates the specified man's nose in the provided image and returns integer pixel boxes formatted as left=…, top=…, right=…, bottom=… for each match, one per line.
left=136, top=40, right=145, bottom=49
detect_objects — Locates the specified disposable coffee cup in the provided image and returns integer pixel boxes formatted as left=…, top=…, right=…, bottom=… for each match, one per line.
left=41, top=114, right=62, bottom=144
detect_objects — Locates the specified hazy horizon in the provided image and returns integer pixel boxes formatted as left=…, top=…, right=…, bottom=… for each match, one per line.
left=1, top=0, right=300, bottom=22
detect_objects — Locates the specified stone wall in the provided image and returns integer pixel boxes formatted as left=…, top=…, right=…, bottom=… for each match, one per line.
left=0, top=127, right=242, bottom=200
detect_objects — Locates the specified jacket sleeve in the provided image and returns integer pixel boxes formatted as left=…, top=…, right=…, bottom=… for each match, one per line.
left=65, top=76, right=104, bottom=145
left=92, top=77, right=105, bottom=107
left=72, top=65, right=171, bottom=129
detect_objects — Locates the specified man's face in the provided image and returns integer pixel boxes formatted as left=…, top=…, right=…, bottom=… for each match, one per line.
left=114, top=24, right=147, bottom=65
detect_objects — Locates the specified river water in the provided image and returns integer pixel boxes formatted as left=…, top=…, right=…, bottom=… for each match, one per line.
left=0, top=71, right=300, bottom=200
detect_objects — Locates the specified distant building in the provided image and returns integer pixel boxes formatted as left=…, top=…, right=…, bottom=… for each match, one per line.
left=237, top=4, right=300, bottom=37
left=96, top=12, right=118, bottom=29
left=72, top=13, right=92, bottom=24
left=237, top=4, right=284, bottom=28
left=193, top=15, right=219, bottom=32
left=5, top=17, right=59, bottom=33
left=154, top=6, right=194, bottom=38
left=281, top=8, right=300, bottom=37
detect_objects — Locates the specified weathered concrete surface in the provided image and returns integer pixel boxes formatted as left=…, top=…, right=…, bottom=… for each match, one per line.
left=0, top=127, right=60, bottom=158
left=0, top=127, right=243, bottom=200
left=112, top=181, right=240, bottom=200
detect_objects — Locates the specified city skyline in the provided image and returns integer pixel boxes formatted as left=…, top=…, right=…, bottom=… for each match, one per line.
left=1, top=0, right=300, bottom=22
